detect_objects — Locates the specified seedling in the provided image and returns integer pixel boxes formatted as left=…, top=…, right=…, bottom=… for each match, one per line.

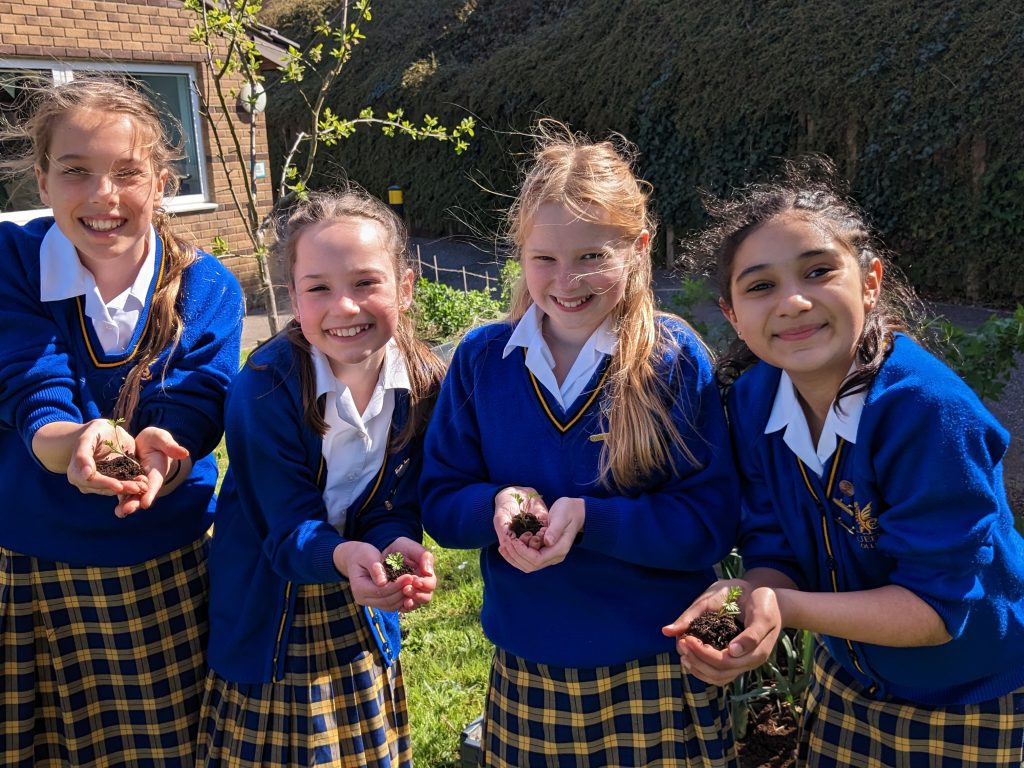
left=685, top=586, right=744, bottom=650
left=508, top=491, right=542, bottom=538
left=720, top=586, right=743, bottom=617
left=383, top=551, right=414, bottom=582
left=97, top=418, right=144, bottom=481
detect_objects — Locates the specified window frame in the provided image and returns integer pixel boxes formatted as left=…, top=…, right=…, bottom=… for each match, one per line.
left=0, top=59, right=214, bottom=224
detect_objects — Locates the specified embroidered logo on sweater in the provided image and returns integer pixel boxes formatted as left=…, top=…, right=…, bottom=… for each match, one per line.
left=831, top=484, right=879, bottom=549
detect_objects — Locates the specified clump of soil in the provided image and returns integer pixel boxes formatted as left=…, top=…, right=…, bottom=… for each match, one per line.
left=383, top=553, right=415, bottom=582
left=737, top=703, right=798, bottom=768
left=509, top=510, right=543, bottom=538
left=685, top=610, right=742, bottom=651
left=96, top=454, right=144, bottom=481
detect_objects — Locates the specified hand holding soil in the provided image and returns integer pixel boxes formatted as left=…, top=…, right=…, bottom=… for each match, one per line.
left=383, top=551, right=415, bottom=581
left=684, top=586, right=744, bottom=650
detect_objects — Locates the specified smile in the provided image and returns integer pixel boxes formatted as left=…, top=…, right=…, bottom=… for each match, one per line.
left=81, top=217, right=126, bottom=232
left=775, top=324, right=824, bottom=342
left=553, top=295, right=593, bottom=309
left=326, top=324, right=371, bottom=338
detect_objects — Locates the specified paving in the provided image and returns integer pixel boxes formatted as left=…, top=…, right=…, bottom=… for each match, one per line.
left=241, top=234, right=1023, bottom=511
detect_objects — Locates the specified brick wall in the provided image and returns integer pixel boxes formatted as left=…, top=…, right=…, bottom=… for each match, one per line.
left=0, top=0, right=277, bottom=306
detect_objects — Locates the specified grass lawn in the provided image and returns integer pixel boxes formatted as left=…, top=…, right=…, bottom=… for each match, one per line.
left=402, top=539, right=490, bottom=767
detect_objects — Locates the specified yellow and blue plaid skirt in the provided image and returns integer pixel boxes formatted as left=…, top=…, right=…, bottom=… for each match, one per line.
left=800, top=642, right=1024, bottom=767
left=481, top=647, right=738, bottom=767
left=0, top=537, right=209, bottom=767
left=197, top=581, right=410, bottom=768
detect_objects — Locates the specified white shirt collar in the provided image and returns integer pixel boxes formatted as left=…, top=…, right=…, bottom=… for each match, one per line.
left=312, top=338, right=410, bottom=401
left=39, top=223, right=157, bottom=315
left=502, top=303, right=616, bottom=407
left=765, top=368, right=865, bottom=477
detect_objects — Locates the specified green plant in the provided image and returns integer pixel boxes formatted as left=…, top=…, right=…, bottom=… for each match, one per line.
left=719, top=586, right=742, bottom=617
left=183, top=0, right=474, bottom=332
left=413, top=278, right=504, bottom=343
left=927, top=306, right=1024, bottom=401
left=384, top=551, right=406, bottom=571
left=101, top=418, right=141, bottom=469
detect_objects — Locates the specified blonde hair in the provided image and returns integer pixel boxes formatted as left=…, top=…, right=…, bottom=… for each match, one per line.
left=0, top=74, right=195, bottom=429
left=273, top=188, right=444, bottom=449
left=506, top=121, right=700, bottom=488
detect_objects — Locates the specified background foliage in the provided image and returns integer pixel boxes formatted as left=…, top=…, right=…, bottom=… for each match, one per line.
left=263, top=0, right=1023, bottom=307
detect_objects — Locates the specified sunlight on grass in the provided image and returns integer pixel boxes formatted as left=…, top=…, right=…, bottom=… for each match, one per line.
left=403, top=537, right=490, bottom=767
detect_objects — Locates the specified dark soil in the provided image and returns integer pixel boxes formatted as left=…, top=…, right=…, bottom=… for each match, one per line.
left=685, top=609, right=742, bottom=651
left=509, top=510, right=543, bottom=538
left=383, top=557, right=415, bottom=582
left=96, top=454, right=143, bottom=481
left=737, top=704, right=798, bottom=768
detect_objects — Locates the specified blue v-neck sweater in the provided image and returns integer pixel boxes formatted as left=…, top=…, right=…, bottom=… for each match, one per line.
left=420, top=317, right=740, bottom=668
left=0, top=217, right=243, bottom=565
left=207, top=335, right=421, bottom=683
left=731, top=333, right=1024, bottom=705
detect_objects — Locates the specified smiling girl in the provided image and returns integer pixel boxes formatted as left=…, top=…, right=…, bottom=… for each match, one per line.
left=198, top=189, right=441, bottom=767
left=420, top=122, right=741, bottom=767
left=0, top=76, right=243, bottom=765
left=666, top=161, right=1024, bottom=766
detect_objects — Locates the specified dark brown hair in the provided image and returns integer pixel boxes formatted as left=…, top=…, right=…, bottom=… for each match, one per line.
left=690, top=156, right=920, bottom=406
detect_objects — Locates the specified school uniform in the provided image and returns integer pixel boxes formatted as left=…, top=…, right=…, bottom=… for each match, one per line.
left=729, top=332, right=1024, bottom=766
left=199, top=333, right=421, bottom=768
left=420, top=310, right=741, bottom=767
left=0, top=217, right=243, bottom=766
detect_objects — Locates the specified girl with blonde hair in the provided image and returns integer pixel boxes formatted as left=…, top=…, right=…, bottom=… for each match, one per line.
left=420, top=122, right=741, bottom=767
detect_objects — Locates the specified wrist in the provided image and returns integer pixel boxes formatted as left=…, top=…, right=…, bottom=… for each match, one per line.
left=164, top=457, right=183, bottom=484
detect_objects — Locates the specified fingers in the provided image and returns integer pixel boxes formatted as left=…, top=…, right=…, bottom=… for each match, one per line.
left=135, top=426, right=190, bottom=459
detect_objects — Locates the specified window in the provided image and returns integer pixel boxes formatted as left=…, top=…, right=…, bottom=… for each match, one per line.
left=0, top=61, right=211, bottom=223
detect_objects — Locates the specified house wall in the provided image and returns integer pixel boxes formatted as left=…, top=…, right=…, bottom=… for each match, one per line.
left=0, top=0, right=276, bottom=306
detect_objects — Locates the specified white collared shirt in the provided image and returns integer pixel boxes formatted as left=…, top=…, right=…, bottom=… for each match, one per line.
left=313, top=340, right=410, bottom=531
left=502, top=304, right=617, bottom=409
left=765, top=368, right=865, bottom=477
left=39, top=224, right=157, bottom=355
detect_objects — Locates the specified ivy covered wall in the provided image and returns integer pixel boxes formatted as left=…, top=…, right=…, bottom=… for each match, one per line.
left=265, top=0, right=1024, bottom=306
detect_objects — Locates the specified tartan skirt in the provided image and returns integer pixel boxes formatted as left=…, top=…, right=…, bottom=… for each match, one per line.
left=0, top=537, right=209, bottom=767
left=799, top=641, right=1024, bottom=767
left=481, top=647, right=738, bottom=768
left=197, top=581, right=411, bottom=768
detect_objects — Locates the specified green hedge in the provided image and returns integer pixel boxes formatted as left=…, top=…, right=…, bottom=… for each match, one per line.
left=264, top=0, right=1024, bottom=306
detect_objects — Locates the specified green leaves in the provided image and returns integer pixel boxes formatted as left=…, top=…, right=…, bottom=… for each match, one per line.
left=413, top=278, right=504, bottom=344
left=927, top=306, right=1024, bottom=401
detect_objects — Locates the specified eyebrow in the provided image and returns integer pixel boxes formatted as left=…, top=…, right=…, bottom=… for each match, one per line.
left=297, top=267, right=388, bottom=281
left=734, top=248, right=835, bottom=282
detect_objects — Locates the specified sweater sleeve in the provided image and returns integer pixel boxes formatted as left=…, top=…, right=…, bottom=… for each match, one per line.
left=223, top=356, right=346, bottom=585
left=866, top=358, right=1011, bottom=639
left=420, top=328, right=507, bottom=550
left=0, top=223, right=83, bottom=458
left=133, top=253, right=244, bottom=460
left=573, top=325, right=741, bottom=570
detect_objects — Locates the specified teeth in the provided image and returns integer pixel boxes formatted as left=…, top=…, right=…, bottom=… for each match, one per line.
left=82, top=218, right=125, bottom=232
left=556, top=296, right=590, bottom=309
left=327, top=325, right=369, bottom=337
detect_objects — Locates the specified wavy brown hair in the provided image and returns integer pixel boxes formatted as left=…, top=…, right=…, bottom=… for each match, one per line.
left=272, top=188, right=444, bottom=449
left=0, top=74, right=195, bottom=429
left=506, top=120, right=702, bottom=489
left=690, top=157, right=920, bottom=406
